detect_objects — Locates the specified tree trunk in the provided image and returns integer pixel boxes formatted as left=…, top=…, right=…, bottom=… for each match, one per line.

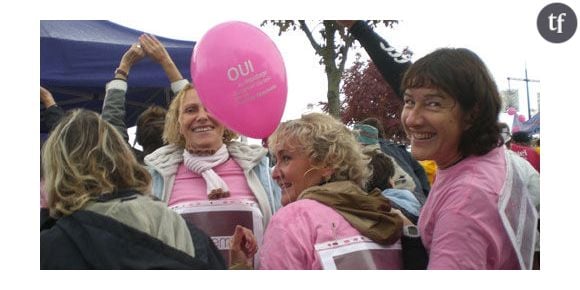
left=326, top=70, right=341, bottom=118
left=263, top=20, right=353, bottom=119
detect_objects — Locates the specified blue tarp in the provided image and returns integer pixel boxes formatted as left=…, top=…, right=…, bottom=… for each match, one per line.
left=512, top=112, right=540, bottom=135
left=40, top=20, right=196, bottom=132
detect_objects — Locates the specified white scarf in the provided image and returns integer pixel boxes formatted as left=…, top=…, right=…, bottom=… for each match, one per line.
left=182, top=144, right=230, bottom=199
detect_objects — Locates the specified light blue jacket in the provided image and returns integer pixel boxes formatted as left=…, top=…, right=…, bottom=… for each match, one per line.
left=144, top=142, right=282, bottom=227
left=381, top=188, right=421, bottom=217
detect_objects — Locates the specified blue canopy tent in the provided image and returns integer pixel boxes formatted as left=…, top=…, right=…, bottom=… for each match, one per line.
left=40, top=20, right=196, bottom=133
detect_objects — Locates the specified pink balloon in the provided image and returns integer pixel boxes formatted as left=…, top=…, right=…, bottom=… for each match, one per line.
left=191, top=21, right=288, bottom=139
left=518, top=114, right=526, bottom=122
left=506, top=107, right=517, bottom=116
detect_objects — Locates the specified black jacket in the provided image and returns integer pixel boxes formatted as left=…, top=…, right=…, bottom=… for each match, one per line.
left=40, top=207, right=225, bottom=269
left=348, top=21, right=430, bottom=202
left=349, top=20, right=412, bottom=97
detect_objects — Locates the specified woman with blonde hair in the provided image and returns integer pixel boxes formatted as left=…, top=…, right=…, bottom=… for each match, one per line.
left=144, top=84, right=281, bottom=266
left=233, top=112, right=408, bottom=269
left=40, top=109, right=224, bottom=269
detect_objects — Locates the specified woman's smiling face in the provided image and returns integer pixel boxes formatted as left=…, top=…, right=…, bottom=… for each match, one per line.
left=271, top=145, right=325, bottom=206
left=178, top=89, right=226, bottom=152
left=401, top=87, right=468, bottom=169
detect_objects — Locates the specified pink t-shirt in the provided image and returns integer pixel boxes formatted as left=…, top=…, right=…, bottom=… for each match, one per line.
left=259, top=199, right=402, bottom=270
left=419, top=147, right=519, bottom=269
left=168, top=158, right=256, bottom=206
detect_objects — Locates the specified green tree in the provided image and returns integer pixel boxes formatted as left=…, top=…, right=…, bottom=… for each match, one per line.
left=261, top=20, right=398, bottom=118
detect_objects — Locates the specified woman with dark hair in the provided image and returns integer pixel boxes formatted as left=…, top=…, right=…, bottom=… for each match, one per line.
left=400, top=48, right=538, bottom=269
left=339, top=20, right=538, bottom=270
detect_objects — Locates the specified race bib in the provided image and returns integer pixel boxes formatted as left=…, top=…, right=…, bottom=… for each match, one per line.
left=171, top=199, right=264, bottom=266
left=315, top=235, right=403, bottom=270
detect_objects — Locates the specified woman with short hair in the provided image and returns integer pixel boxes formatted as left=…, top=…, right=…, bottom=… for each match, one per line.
left=401, top=48, right=539, bottom=269
left=244, top=113, right=406, bottom=269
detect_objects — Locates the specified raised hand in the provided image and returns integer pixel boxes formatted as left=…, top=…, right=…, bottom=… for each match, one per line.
left=139, top=34, right=171, bottom=64
left=118, top=43, right=146, bottom=74
left=139, top=33, right=183, bottom=82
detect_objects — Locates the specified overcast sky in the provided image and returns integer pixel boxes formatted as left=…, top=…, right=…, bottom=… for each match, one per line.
left=111, top=16, right=544, bottom=119
left=110, top=2, right=547, bottom=124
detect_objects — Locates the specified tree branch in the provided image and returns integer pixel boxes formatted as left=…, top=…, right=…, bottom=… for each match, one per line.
left=298, top=20, right=322, bottom=54
left=338, top=35, right=354, bottom=73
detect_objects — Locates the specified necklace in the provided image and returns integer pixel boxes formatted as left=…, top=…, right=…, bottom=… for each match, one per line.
left=439, top=154, right=465, bottom=169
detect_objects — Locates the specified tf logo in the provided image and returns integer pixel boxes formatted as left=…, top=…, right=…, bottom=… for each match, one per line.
left=537, top=2, right=577, bottom=43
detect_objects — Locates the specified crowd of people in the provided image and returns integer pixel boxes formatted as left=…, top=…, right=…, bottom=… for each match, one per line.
left=40, top=21, right=540, bottom=270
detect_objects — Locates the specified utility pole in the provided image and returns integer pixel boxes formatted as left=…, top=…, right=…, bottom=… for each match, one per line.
left=507, top=64, right=540, bottom=119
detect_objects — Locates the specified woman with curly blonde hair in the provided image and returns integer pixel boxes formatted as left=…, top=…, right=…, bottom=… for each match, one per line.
left=40, top=109, right=224, bottom=269
left=233, top=112, right=406, bottom=269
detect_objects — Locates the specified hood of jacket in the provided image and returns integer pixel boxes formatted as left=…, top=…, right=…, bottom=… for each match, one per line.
left=84, top=191, right=195, bottom=257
